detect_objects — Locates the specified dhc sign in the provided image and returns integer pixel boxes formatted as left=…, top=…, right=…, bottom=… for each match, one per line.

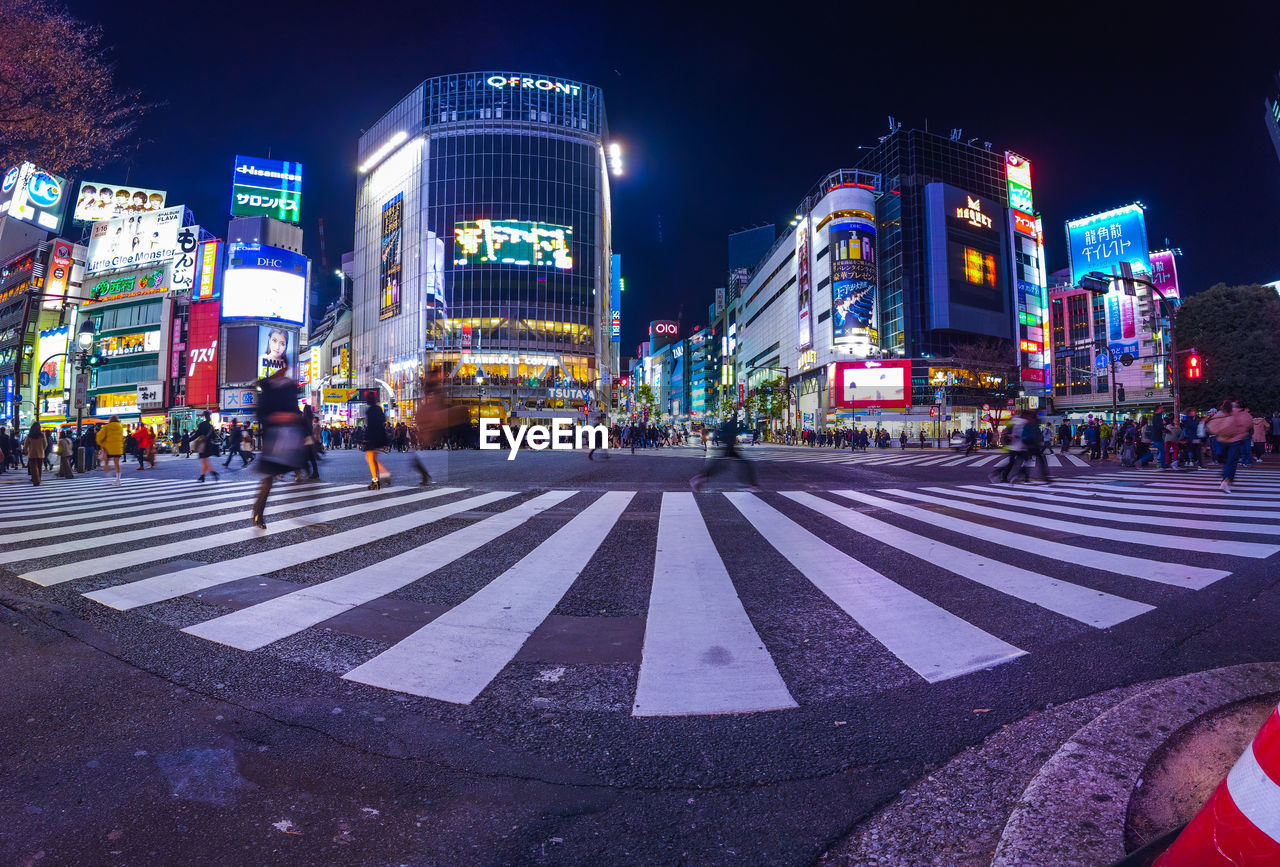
left=486, top=75, right=582, bottom=97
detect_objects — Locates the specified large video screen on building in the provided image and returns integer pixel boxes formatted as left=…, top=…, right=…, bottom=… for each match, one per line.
left=222, top=243, right=307, bottom=324
left=454, top=219, right=572, bottom=269
left=1066, top=204, right=1150, bottom=284
left=829, top=216, right=877, bottom=346
left=0, top=162, right=69, bottom=233
left=831, top=360, right=912, bottom=410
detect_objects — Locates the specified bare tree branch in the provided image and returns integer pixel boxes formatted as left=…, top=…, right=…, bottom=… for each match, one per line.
left=0, top=0, right=154, bottom=174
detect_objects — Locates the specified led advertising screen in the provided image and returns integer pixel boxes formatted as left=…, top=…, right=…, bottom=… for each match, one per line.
left=795, top=215, right=812, bottom=350
left=222, top=243, right=307, bottom=324
left=37, top=326, right=69, bottom=394
left=0, top=162, right=69, bottom=233
left=195, top=239, right=222, bottom=301
left=454, top=219, right=572, bottom=269
left=86, top=205, right=185, bottom=274
left=829, top=216, right=877, bottom=346
left=831, top=360, right=912, bottom=410
left=231, top=155, right=302, bottom=221
left=73, top=182, right=167, bottom=223
left=379, top=193, right=403, bottom=320
left=611, top=253, right=622, bottom=343
left=257, top=325, right=297, bottom=379
left=1066, top=204, right=1151, bottom=284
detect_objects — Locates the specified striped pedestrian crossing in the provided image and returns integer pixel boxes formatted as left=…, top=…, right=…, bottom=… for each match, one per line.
left=4, top=471, right=1277, bottom=717
left=646, top=444, right=1098, bottom=471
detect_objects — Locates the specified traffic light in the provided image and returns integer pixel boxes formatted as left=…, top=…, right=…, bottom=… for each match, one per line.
left=80, top=353, right=104, bottom=371
left=1117, top=386, right=1126, bottom=403
left=1184, top=353, right=1202, bottom=380
left=357, top=388, right=380, bottom=404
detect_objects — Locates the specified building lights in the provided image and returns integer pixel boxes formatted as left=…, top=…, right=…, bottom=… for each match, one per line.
left=607, top=141, right=623, bottom=176
left=358, top=130, right=409, bottom=174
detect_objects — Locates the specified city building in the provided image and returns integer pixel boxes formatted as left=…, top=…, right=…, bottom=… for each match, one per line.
left=352, top=71, right=615, bottom=424
left=1266, top=71, right=1280, bottom=167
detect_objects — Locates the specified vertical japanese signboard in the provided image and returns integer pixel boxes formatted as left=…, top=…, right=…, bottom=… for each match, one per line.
left=1007, top=152, right=1048, bottom=392
left=610, top=253, right=621, bottom=343
left=195, top=239, right=222, bottom=301
left=795, top=215, right=812, bottom=350
left=171, top=225, right=200, bottom=297
left=379, top=193, right=403, bottom=320
left=1148, top=249, right=1180, bottom=303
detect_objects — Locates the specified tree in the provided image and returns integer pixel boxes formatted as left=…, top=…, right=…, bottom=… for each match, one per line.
left=0, top=0, right=150, bottom=174
left=745, top=377, right=785, bottom=422
left=635, top=383, right=659, bottom=421
left=1176, top=283, right=1280, bottom=413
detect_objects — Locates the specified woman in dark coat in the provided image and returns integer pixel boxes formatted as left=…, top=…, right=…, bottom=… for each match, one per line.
left=250, top=368, right=303, bottom=528
left=194, top=410, right=220, bottom=482
left=363, top=391, right=389, bottom=490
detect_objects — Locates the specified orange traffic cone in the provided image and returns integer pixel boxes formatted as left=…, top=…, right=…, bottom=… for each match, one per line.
left=1155, top=699, right=1280, bottom=865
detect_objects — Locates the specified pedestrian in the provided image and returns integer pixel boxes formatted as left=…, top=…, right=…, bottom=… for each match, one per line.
left=223, top=419, right=250, bottom=468
left=588, top=411, right=609, bottom=460
left=1252, top=413, right=1268, bottom=463
left=300, top=405, right=320, bottom=479
left=193, top=410, right=221, bottom=482
left=134, top=423, right=154, bottom=470
left=56, top=428, right=74, bottom=479
left=690, top=414, right=758, bottom=491
left=250, top=367, right=304, bottom=528
left=95, top=415, right=125, bottom=485
left=24, top=422, right=46, bottom=486
left=1206, top=398, right=1252, bottom=492
left=362, top=391, right=390, bottom=489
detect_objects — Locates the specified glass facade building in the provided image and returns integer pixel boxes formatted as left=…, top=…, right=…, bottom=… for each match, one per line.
left=854, top=128, right=1010, bottom=358
left=352, top=72, right=613, bottom=420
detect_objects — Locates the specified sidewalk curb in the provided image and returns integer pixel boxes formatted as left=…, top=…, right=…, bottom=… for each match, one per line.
left=992, top=662, right=1280, bottom=866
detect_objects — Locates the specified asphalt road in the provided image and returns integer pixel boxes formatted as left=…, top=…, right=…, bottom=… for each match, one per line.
left=2, top=443, right=1278, bottom=864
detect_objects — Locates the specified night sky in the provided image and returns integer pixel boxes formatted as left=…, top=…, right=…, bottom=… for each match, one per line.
left=68, top=1, right=1280, bottom=352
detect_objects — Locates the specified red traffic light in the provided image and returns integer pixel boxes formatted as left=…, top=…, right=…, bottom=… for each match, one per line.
left=1184, top=354, right=1202, bottom=380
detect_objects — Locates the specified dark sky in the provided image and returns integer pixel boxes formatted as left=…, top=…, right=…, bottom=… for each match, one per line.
left=69, top=1, right=1280, bottom=351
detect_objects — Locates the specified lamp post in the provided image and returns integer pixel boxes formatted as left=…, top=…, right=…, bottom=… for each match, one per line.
left=1080, top=270, right=1180, bottom=419
left=73, top=318, right=96, bottom=471
left=475, top=374, right=486, bottom=423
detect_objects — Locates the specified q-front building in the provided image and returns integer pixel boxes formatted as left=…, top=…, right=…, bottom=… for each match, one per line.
left=351, top=71, right=616, bottom=421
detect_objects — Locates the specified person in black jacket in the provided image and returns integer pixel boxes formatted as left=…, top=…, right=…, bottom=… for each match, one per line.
left=363, top=391, right=390, bottom=490
left=250, top=368, right=303, bottom=528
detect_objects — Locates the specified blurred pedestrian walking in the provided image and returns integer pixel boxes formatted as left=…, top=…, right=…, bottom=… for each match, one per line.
left=194, top=410, right=220, bottom=483
left=691, top=415, right=758, bottom=491
left=362, top=390, right=390, bottom=490
left=96, top=415, right=124, bottom=485
left=24, top=422, right=45, bottom=486
left=251, top=368, right=303, bottom=528
left=1207, top=398, right=1251, bottom=492
left=56, top=428, right=74, bottom=479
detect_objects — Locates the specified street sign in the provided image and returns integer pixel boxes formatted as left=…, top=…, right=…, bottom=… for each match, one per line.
left=929, top=406, right=938, bottom=417
left=74, top=373, right=89, bottom=407
left=1094, top=352, right=1109, bottom=372
left=934, top=389, right=944, bottom=402
left=982, top=403, right=990, bottom=411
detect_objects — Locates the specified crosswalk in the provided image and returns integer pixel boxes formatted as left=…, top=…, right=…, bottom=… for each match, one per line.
left=2, top=469, right=1278, bottom=716
left=642, top=443, right=1098, bottom=470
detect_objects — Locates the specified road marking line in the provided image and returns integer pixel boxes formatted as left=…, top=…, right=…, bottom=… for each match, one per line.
left=82, top=490, right=509, bottom=609
left=920, top=486, right=1280, bottom=537
left=882, top=487, right=1278, bottom=557
left=953, top=485, right=1280, bottom=519
left=833, top=490, right=1230, bottom=589
left=23, top=487, right=463, bottom=587
left=342, top=491, right=630, bottom=704
left=183, top=490, right=576, bottom=651
left=1062, top=454, right=1091, bottom=467
left=728, top=493, right=1028, bottom=681
left=0, top=481, right=263, bottom=524
left=628, top=493, right=797, bottom=715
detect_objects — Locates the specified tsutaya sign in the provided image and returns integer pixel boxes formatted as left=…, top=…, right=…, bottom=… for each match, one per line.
left=954, top=196, right=993, bottom=231
left=485, top=75, right=582, bottom=97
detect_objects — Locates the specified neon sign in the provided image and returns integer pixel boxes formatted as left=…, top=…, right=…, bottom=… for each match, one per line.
left=954, top=196, right=993, bottom=230
left=485, top=76, right=582, bottom=97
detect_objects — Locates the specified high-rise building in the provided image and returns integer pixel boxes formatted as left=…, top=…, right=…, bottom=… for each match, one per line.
left=352, top=71, right=614, bottom=421
left=1266, top=72, right=1280, bottom=167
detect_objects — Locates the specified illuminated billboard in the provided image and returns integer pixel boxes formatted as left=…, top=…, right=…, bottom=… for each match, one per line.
left=795, top=215, right=812, bottom=350
left=1066, top=204, right=1150, bottom=284
left=0, top=162, right=69, bottom=233
left=186, top=300, right=221, bottom=407
left=43, top=240, right=74, bottom=309
left=257, top=325, right=297, bottom=379
left=379, top=193, right=402, bottom=320
left=231, top=155, right=302, bottom=221
left=454, top=219, right=572, bottom=269
left=195, top=239, right=222, bottom=301
left=222, top=243, right=307, bottom=324
left=1149, top=249, right=1180, bottom=303
left=611, top=253, right=621, bottom=343
left=86, top=205, right=185, bottom=274
left=829, top=215, right=877, bottom=346
left=830, top=360, right=912, bottom=410
left=84, top=263, right=171, bottom=305
left=37, top=327, right=69, bottom=394
left=73, top=182, right=167, bottom=223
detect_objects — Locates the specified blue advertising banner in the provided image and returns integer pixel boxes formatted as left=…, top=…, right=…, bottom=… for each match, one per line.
left=231, top=155, right=302, bottom=222
left=611, top=253, right=621, bottom=343
left=1066, top=204, right=1150, bottom=284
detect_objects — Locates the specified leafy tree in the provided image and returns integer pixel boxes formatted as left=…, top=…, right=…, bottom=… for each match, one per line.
left=635, top=383, right=659, bottom=420
left=0, top=0, right=150, bottom=173
left=746, top=377, right=785, bottom=421
left=1176, top=284, right=1280, bottom=413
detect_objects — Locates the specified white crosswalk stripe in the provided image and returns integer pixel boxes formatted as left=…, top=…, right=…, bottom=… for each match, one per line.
left=5, top=472, right=1277, bottom=717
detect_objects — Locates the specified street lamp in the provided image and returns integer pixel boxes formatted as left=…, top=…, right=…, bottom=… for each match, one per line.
left=475, top=374, right=486, bottom=422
